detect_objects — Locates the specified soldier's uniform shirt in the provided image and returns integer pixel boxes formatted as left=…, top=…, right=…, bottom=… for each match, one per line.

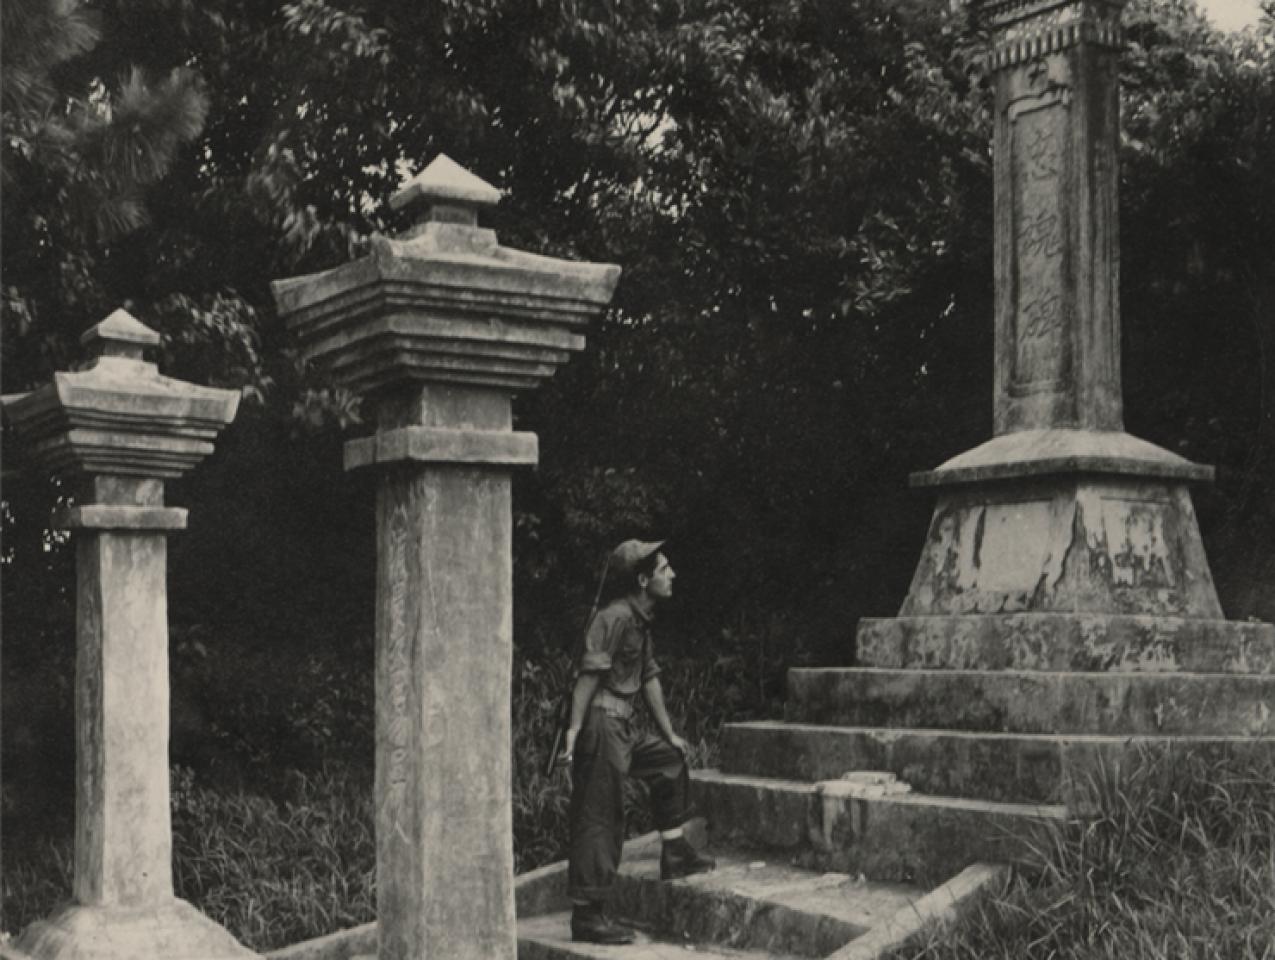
left=579, top=597, right=662, bottom=698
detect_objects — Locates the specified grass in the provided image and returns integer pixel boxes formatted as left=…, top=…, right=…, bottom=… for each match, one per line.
left=2, top=651, right=781, bottom=950
left=9, top=657, right=1274, bottom=958
left=892, top=745, right=1275, bottom=960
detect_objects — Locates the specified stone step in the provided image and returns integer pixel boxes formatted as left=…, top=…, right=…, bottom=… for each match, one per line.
left=519, top=913, right=800, bottom=960
left=785, top=667, right=1275, bottom=736
left=517, top=838, right=925, bottom=959
left=856, top=614, right=1275, bottom=674
left=719, top=721, right=1275, bottom=805
left=692, top=769, right=1068, bottom=886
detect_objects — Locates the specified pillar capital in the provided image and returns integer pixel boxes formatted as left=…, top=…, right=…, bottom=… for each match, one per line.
left=271, top=154, right=621, bottom=405
left=1, top=309, right=240, bottom=513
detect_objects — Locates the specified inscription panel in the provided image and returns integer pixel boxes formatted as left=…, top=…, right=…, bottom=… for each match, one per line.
left=1010, top=93, right=1071, bottom=394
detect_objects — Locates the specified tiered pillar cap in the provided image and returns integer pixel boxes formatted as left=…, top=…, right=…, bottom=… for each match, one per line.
left=271, top=154, right=621, bottom=397
left=2, top=309, right=240, bottom=479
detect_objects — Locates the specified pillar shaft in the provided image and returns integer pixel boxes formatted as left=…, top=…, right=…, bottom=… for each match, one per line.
left=74, top=530, right=173, bottom=906
left=372, top=384, right=517, bottom=960
left=989, top=0, right=1125, bottom=435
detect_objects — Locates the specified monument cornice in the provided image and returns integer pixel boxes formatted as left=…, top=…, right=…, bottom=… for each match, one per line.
left=910, top=429, right=1214, bottom=488
left=978, top=0, right=1125, bottom=70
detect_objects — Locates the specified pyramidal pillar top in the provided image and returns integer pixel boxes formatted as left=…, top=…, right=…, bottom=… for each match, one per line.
left=915, top=0, right=1211, bottom=488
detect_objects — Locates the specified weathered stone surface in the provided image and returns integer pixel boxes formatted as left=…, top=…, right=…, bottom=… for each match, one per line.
left=786, top=668, right=1275, bottom=736
left=693, top=771, right=1066, bottom=886
left=373, top=449, right=516, bottom=960
left=897, top=477, right=1222, bottom=618
left=721, top=721, right=1275, bottom=806
left=856, top=613, right=1275, bottom=674
left=73, top=532, right=173, bottom=907
left=13, top=900, right=256, bottom=960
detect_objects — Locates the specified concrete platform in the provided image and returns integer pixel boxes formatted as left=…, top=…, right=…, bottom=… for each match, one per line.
left=720, top=721, right=1275, bottom=805
left=856, top=614, right=1275, bottom=674
left=692, top=770, right=1067, bottom=885
left=785, top=667, right=1275, bottom=736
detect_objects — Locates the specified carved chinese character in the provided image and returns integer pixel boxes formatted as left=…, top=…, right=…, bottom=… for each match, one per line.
left=1018, top=206, right=1063, bottom=259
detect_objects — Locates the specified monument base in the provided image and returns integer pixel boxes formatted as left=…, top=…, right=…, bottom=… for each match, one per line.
left=858, top=613, right=1275, bottom=674
left=899, top=444, right=1225, bottom=620
left=13, top=899, right=259, bottom=960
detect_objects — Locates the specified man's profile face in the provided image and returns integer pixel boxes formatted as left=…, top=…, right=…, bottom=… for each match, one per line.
left=641, top=553, right=675, bottom=601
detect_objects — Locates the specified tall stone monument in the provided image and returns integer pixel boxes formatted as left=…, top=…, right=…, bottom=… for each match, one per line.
left=2, top=311, right=253, bottom=959
left=271, top=155, right=620, bottom=960
left=859, top=0, right=1274, bottom=667
left=693, top=0, right=1273, bottom=896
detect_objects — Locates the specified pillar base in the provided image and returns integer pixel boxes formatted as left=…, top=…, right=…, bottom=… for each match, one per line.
left=12, top=899, right=259, bottom=960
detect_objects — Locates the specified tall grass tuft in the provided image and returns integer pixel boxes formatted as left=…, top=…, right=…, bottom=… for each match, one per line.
left=170, top=765, right=376, bottom=950
left=894, top=744, right=1275, bottom=960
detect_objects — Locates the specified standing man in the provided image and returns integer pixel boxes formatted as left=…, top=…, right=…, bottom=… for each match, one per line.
left=561, top=539, right=716, bottom=945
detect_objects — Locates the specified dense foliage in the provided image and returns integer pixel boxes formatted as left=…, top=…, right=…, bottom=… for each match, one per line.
left=892, top=747, right=1275, bottom=959
left=2, top=0, right=1273, bottom=944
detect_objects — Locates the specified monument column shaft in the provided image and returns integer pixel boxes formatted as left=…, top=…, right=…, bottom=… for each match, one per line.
left=74, top=530, right=174, bottom=907
left=373, top=385, right=516, bottom=960
left=992, top=16, right=1124, bottom=434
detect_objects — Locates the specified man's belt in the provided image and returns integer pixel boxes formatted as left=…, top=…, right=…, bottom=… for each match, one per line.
left=592, top=688, right=635, bottom=719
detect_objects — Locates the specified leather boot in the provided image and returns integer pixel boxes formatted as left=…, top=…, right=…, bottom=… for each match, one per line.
left=660, top=836, right=716, bottom=881
left=570, top=902, right=635, bottom=944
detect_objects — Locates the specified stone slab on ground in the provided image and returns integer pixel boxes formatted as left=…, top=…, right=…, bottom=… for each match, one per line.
left=720, top=721, right=1275, bottom=805
left=518, top=912, right=802, bottom=960
left=826, top=862, right=1009, bottom=960
left=692, top=770, right=1067, bottom=886
left=785, top=667, right=1275, bottom=736
left=856, top=614, right=1275, bottom=675
left=607, top=842, right=922, bottom=957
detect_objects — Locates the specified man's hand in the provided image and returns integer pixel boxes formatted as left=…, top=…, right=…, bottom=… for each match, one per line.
left=667, top=733, right=689, bottom=756
left=557, top=728, right=579, bottom=766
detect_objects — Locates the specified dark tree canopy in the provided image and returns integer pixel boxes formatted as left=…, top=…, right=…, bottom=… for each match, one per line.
left=2, top=0, right=1273, bottom=795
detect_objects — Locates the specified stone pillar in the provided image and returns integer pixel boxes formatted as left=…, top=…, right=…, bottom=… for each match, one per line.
left=986, top=0, right=1125, bottom=435
left=271, top=154, right=620, bottom=960
left=2, top=311, right=254, bottom=960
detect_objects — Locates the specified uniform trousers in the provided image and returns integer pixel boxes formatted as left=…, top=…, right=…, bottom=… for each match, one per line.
left=566, top=704, right=691, bottom=903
